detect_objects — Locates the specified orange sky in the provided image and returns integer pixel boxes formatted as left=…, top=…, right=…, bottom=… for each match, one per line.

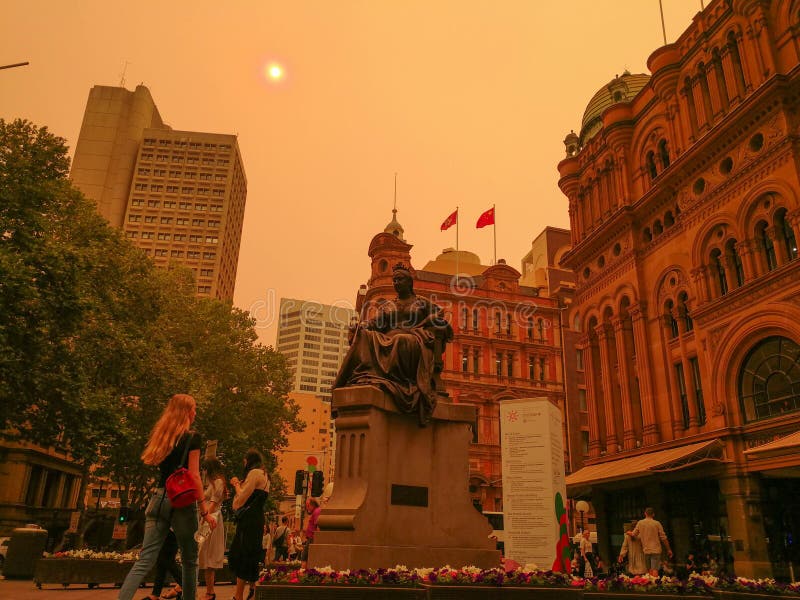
left=1, top=1, right=701, bottom=345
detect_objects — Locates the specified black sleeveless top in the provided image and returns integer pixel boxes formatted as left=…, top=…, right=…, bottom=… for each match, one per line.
left=157, top=431, right=201, bottom=487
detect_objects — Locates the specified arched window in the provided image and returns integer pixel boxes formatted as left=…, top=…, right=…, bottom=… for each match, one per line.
left=756, top=220, right=777, bottom=271
left=710, top=248, right=728, bottom=296
left=646, top=151, right=658, bottom=180
left=643, top=227, right=653, bottom=243
left=712, top=47, right=729, bottom=111
left=537, top=318, right=545, bottom=341
left=665, top=299, right=679, bottom=339
left=726, top=239, right=744, bottom=288
left=776, top=208, right=798, bottom=261
left=739, top=336, right=800, bottom=422
left=727, top=31, right=747, bottom=98
left=659, top=139, right=670, bottom=169
left=664, top=211, right=675, bottom=228
left=678, top=291, right=693, bottom=332
left=461, top=307, right=468, bottom=329
left=653, top=220, right=664, bottom=236
left=472, top=308, right=479, bottom=331
left=527, top=317, right=534, bottom=340
left=495, top=311, right=502, bottom=334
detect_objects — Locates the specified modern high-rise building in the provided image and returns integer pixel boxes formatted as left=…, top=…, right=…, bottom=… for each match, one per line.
left=276, top=298, right=356, bottom=401
left=70, top=84, right=247, bottom=300
left=558, top=0, right=800, bottom=578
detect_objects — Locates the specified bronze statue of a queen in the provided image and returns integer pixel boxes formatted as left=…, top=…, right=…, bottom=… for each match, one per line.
left=334, top=263, right=452, bottom=425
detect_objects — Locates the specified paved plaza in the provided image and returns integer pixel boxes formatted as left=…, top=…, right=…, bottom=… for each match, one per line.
left=0, top=579, right=235, bottom=600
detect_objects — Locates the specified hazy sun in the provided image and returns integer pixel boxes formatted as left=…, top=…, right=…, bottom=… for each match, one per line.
left=267, top=64, right=283, bottom=81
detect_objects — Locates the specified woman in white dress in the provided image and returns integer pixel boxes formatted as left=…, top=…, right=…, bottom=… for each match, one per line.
left=199, top=458, right=226, bottom=600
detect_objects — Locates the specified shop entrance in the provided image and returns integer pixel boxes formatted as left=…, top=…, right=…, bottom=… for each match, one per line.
left=761, top=477, right=800, bottom=581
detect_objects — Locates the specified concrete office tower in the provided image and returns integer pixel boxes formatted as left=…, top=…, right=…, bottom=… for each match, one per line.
left=71, top=85, right=247, bottom=300
left=276, top=298, right=356, bottom=401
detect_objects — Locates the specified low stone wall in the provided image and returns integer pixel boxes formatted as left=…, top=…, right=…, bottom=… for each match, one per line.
left=257, top=585, right=781, bottom=600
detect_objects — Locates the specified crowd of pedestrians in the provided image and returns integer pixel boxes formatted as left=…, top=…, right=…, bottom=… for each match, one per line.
left=113, top=393, right=322, bottom=600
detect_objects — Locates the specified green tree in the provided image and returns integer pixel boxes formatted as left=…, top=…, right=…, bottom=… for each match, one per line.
left=0, top=119, right=301, bottom=533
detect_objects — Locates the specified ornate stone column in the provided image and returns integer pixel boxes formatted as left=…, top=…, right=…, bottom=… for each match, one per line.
left=629, top=303, right=659, bottom=444
left=718, top=475, right=772, bottom=579
left=690, top=266, right=710, bottom=304
left=595, top=322, right=619, bottom=453
left=611, top=316, right=636, bottom=450
left=736, top=238, right=758, bottom=281
left=579, top=335, right=602, bottom=459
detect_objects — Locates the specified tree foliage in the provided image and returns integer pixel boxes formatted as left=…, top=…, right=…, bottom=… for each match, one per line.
left=0, top=118, right=300, bottom=513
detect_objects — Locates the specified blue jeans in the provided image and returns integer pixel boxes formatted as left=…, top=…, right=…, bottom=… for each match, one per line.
left=118, top=490, right=198, bottom=600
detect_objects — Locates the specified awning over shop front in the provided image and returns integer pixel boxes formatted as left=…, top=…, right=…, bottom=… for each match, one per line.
left=743, top=430, right=800, bottom=457
left=566, top=439, right=725, bottom=491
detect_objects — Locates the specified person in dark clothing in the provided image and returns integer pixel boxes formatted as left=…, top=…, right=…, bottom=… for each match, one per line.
left=228, top=449, right=270, bottom=600
left=141, top=530, right=182, bottom=600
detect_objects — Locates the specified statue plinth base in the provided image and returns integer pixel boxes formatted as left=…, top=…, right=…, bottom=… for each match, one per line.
left=308, top=386, right=500, bottom=570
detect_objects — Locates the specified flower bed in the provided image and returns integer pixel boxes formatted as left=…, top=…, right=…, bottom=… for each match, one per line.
left=35, top=550, right=240, bottom=588
left=257, top=566, right=800, bottom=599
left=34, top=558, right=138, bottom=588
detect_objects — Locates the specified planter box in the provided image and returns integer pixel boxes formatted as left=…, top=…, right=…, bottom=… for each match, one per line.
left=586, top=594, right=711, bottom=600
left=712, top=592, right=779, bottom=600
left=423, top=586, right=583, bottom=600
left=257, top=584, right=426, bottom=600
left=34, top=558, right=138, bottom=588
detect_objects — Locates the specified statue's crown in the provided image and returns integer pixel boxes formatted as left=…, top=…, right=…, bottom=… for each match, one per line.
left=392, top=262, right=411, bottom=273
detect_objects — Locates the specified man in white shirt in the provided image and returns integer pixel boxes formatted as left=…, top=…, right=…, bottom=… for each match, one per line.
left=628, top=507, right=673, bottom=576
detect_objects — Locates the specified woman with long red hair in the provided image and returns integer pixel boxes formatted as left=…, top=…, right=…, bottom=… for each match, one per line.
left=118, top=394, right=217, bottom=600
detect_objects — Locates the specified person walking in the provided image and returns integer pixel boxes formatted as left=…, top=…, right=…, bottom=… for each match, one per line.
left=140, top=530, right=182, bottom=600
left=578, top=530, right=596, bottom=577
left=119, top=394, right=217, bottom=600
left=301, top=498, right=321, bottom=569
left=199, top=458, right=227, bottom=600
left=628, top=507, right=673, bottom=576
left=618, top=522, right=647, bottom=575
left=272, top=517, right=290, bottom=562
left=228, top=449, right=270, bottom=600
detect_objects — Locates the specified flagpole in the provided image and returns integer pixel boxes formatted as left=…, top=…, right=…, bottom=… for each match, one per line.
left=492, top=204, right=497, bottom=265
left=455, top=206, right=460, bottom=286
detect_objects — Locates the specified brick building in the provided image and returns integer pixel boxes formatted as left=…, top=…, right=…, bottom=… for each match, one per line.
left=559, top=0, right=800, bottom=578
left=354, top=216, right=567, bottom=510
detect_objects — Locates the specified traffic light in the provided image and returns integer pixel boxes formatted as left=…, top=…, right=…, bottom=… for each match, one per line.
left=117, top=506, right=129, bottom=524
left=311, top=470, right=324, bottom=497
left=293, top=469, right=306, bottom=495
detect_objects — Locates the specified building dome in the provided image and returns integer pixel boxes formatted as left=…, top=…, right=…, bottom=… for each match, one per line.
left=434, top=248, right=482, bottom=264
left=579, top=71, right=650, bottom=144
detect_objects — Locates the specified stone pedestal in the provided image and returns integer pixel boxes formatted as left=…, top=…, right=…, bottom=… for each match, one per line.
left=308, top=385, right=500, bottom=570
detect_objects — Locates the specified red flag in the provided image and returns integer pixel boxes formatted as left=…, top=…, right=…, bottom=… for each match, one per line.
left=440, top=209, right=458, bottom=231
left=476, top=207, right=495, bottom=228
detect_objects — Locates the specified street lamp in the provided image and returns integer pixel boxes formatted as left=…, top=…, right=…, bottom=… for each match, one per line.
left=575, top=500, right=590, bottom=533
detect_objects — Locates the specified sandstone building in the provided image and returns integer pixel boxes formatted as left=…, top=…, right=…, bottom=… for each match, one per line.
left=559, top=0, right=800, bottom=578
